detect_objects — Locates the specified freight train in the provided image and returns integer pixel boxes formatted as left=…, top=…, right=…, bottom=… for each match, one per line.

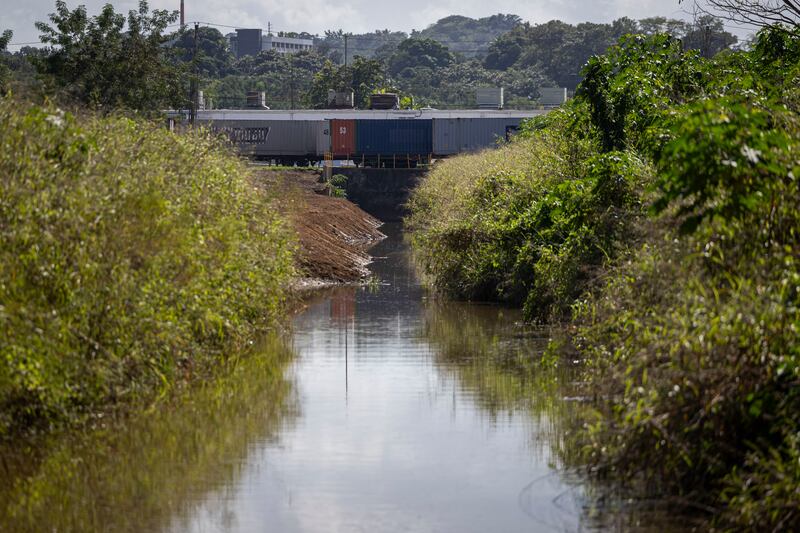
left=189, top=109, right=549, bottom=166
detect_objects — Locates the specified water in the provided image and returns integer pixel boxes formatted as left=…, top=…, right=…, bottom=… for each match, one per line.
left=2, top=224, right=661, bottom=532
left=171, top=224, right=584, bottom=533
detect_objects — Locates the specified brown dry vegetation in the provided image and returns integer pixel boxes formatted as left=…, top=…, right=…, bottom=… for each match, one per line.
left=252, top=169, right=385, bottom=283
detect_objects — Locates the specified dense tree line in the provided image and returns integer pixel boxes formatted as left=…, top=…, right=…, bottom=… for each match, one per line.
left=1, top=3, right=738, bottom=111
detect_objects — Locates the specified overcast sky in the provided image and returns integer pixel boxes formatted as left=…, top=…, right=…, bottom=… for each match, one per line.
left=4, top=0, right=748, bottom=47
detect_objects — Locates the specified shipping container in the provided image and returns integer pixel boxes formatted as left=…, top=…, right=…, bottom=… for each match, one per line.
left=197, top=119, right=327, bottom=159
left=355, top=119, right=432, bottom=156
left=331, top=119, right=356, bottom=156
left=432, top=117, right=522, bottom=156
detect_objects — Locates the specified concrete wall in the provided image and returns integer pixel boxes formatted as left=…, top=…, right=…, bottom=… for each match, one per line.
left=335, top=168, right=426, bottom=222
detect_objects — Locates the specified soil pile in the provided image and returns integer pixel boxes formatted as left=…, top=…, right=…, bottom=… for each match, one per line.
left=252, top=168, right=385, bottom=284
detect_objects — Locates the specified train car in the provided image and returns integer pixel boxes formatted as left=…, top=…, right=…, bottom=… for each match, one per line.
left=330, top=119, right=356, bottom=157
left=195, top=118, right=329, bottom=164
left=432, top=117, right=525, bottom=156
left=355, top=119, right=432, bottom=159
left=188, top=109, right=550, bottom=165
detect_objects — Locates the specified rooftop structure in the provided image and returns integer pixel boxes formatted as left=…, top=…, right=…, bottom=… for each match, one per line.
left=231, top=29, right=313, bottom=58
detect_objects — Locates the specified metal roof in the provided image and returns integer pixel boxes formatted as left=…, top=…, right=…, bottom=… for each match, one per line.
left=192, top=109, right=550, bottom=121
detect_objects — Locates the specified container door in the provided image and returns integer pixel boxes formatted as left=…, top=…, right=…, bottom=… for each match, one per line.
left=331, top=119, right=356, bottom=157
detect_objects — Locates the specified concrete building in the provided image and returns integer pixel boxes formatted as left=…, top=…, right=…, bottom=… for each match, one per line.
left=231, top=29, right=313, bottom=58
left=262, top=35, right=314, bottom=55
left=235, top=29, right=263, bottom=58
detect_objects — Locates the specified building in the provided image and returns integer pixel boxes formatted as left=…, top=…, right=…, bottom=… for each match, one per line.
left=232, top=28, right=313, bottom=58
left=235, top=29, right=263, bottom=58
left=262, top=35, right=314, bottom=55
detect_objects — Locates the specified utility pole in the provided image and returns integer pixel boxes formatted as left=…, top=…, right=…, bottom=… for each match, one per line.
left=190, top=22, right=198, bottom=126
left=268, top=22, right=271, bottom=36
left=344, top=33, right=348, bottom=68
left=180, top=0, right=184, bottom=27
left=290, top=59, right=295, bottom=109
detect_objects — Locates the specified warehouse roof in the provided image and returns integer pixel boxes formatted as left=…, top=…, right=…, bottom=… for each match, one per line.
left=189, top=109, right=549, bottom=121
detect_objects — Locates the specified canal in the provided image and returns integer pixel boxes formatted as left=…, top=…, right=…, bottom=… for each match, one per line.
left=171, top=224, right=584, bottom=532
left=1, top=224, right=662, bottom=532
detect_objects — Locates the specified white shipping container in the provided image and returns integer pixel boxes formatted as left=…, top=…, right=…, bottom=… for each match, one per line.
left=433, top=117, right=523, bottom=156
left=196, top=119, right=328, bottom=157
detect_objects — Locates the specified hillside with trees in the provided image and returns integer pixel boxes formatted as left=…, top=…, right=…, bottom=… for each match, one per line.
left=1, top=8, right=739, bottom=111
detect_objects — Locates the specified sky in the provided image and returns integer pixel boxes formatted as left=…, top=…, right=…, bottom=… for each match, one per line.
left=3, top=0, right=750, bottom=48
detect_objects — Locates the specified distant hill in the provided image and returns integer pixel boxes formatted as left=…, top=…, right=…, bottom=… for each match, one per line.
left=315, top=29, right=408, bottom=62
left=412, top=14, right=522, bottom=58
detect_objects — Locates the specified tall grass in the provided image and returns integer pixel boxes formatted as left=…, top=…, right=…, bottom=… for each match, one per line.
left=0, top=100, right=295, bottom=437
left=407, top=104, right=648, bottom=321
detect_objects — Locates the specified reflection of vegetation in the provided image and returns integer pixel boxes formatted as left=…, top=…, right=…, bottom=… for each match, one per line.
left=420, top=296, right=701, bottom=530
left=0, top=337, right=295, bottom=532
left=421, top=301, right=579, bottom=456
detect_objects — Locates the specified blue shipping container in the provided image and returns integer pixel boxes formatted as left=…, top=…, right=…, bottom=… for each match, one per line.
left=355, top=119, right=432, bottom=156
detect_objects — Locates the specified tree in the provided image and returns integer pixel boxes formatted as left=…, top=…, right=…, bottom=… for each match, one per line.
left=0, top=30, right=11, bottom=94
left=387, top=38, right=455, bottom=77
left=682, top=0, right=800, bottom=27
left=413, top=14, right=522, bottom=58
left=171, top=26, right=234, bottom=78
left=683, top=15, right=738, bottom=57
left=306, top=56, right=385, bottom=108
left=35, top=0, right=183, bottom=110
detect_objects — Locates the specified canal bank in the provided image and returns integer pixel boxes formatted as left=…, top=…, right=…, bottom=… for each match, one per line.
left=0, top=224, right=688, bottom=532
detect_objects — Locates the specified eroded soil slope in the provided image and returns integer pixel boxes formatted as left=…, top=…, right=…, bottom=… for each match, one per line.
left=252, top=168, right=385, bottom=283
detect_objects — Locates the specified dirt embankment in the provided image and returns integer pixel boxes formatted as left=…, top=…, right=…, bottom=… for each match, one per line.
left=252, top=168, right=385, bottom=285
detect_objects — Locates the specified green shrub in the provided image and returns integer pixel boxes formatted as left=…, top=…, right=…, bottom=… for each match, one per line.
left=408, top=104, right=648, bottom=321
left=572, top=27, right=800, bottom=529
left=0, top=101, right=295, bottom=436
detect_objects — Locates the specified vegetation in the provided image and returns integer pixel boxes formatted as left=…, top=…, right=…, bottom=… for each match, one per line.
left=34, top=0, right=184, bottom=110
left=484, top=16, right=736, bottom=89
left=407, top=102, right=648, bottom=321
left=408, top=24, right=800, bottom=529
left=412, top=14, right=522, bottom=58
left=0, top=29, right=11, bottom=93
left=3, top=8, right=738, bottom=111
left=306, top=56, right=386, bottom=109
left=0, top=336, right=293, bottom=532
left=0, top=99, right=295, bottom=437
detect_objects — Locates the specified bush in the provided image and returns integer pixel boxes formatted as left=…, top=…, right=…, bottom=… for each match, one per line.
left=408, top=103, right=648, bottom=321
left=0, top=101, right=295, bottom=436
left=572, top=27, right=800, bottom=529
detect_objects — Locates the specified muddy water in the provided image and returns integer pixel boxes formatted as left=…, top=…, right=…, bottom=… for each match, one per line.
left=1, top=225, right=651, bottom=532
left=170, top=224, right=589, bottom=533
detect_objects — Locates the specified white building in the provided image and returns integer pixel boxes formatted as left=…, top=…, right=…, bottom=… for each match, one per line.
left=262, top=35, right=314, bottom=55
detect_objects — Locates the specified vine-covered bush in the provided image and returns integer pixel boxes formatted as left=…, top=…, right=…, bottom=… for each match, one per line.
left=0, top=101, right=295, bottom=436
left=574, top=27, right=800, bottom=530
left=408, top=101, right=649, bottom=322
left=409, top=24, right=800, bottom=528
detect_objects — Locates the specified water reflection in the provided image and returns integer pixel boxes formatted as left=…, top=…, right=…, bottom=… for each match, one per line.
left=171, top=224, right=586, bottom=533
left=0, top=337, right=294, bottom=532
left=0, top=224, right=680, bottom=532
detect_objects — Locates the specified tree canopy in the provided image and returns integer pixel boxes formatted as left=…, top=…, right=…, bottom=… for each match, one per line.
left=34, top=0, right=183, bottom=110
left=3, top=6, right=740, bottom=110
